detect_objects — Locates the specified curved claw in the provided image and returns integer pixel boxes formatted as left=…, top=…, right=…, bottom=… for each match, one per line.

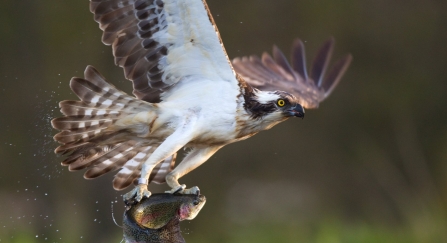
left=124, top=184, right=151, bottom=203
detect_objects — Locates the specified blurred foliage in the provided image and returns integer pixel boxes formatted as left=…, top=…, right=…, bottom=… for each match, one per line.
left=1, top=0, right=446, bottom=242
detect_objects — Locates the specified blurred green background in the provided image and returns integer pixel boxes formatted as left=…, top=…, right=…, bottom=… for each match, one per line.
left=1, top=0, right=446, bottom=242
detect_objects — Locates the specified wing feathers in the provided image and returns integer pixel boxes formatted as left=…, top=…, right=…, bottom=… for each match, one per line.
left=310, top=37, right=334, bottom=87
left=90, top=0, right=240, bottom=103
left=114, top=33, right=141, bottom=58
left=91, top=0, right=168, bottom=102
left=273, top=45, right=299, bottom=81
left=233, top=38, right=351, bottom=108
left=321, top=54, right=353, bottom=99
left=291, top=39, right=308, bottom=80
left=261, top=52, right=293, bottom=80
left=100, top=6, right=134, bottom=27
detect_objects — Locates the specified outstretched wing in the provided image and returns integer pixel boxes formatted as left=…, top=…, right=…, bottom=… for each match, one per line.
left=232, top=38, right=352, bottom=109
left=90, top=0, right=237, bottom=103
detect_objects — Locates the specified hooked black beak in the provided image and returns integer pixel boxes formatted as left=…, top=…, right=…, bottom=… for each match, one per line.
left=286, top=104, right=305, bottom=118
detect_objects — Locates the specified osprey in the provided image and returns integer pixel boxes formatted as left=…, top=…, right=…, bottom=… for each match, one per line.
left=52, top=0, right=352, bottom=202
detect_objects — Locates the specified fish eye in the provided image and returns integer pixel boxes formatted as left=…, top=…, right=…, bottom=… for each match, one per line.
left=277, top=99, right=286, bottom=107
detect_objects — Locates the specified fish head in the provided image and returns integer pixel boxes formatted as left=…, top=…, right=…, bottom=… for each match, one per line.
left=178, top=194, right=206, bottom=220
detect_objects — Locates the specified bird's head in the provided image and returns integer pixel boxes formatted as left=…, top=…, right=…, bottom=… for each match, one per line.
left=244, top=90, right=305, bottom=122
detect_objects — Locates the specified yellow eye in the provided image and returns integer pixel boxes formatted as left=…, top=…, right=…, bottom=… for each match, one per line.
left=277, top=99, right=286, bottom=107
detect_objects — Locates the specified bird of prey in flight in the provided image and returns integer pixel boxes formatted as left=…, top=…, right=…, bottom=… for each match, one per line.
left=52, top=0, right=352, bottom=202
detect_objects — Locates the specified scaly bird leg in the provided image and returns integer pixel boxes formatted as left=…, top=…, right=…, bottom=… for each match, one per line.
left=165, top=145, right=222, bottom=195
left=124, top=115, right=199, bottom=202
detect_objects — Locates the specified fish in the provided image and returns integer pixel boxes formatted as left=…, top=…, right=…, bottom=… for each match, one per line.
left=123, top=193, right=206, bottom=243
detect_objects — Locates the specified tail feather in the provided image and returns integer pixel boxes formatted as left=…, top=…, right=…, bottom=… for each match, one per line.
left=52, top=65, right=164, bottom=191
left=56, top=142, right=91, bottom=155
left=84, top=141, right=140, bottom=179
left=59, top=100, right=122, bottom=116
left=113, top=146, right=156, bottom=190
left=70, top=73, right=148, bottom=112
left=65, top=141, right=136, bottom=171
left=61, top=143, right=109, bottom=168
left=113, top=148, right=177, bottom=190
left=52, top=118, right=118, bottom=144
left=150, top=154, right=176, bottom=184
left=52, top=65, right=154, bottom=150
left=55, top=130, right=125, bottom=154
left=52, top=115, right=117, bottom=132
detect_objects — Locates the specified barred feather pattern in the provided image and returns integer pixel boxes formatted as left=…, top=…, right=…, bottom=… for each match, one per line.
left=90, top=0, right=174, bottom=102
left=52, top=66, right=176, bottom=190
left=113, top=146, right=177, bottom=190
left=149, top=152, right=176, bottom=184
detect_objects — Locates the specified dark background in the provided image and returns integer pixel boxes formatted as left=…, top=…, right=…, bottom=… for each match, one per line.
left=1, top=0, right=446, bottom=242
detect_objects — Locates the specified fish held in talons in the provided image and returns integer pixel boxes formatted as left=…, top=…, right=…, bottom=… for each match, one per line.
left=123, top=193, right=206, bottom=243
